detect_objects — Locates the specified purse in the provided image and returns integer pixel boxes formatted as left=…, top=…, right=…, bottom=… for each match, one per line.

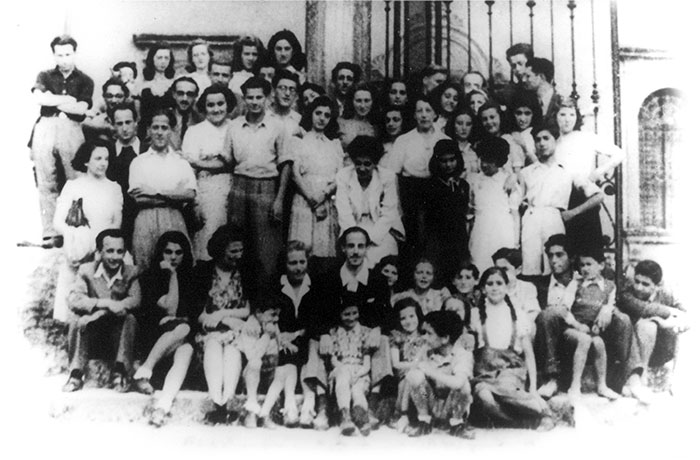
left=65, top=198, right=90, bottom=228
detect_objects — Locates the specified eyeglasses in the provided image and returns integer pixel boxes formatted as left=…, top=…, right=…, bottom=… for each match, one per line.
left=276, top=85, right=297, bottom=94
left=175, top=91, right=197, bottom=97
left=104, top=93, right=125, bottom=98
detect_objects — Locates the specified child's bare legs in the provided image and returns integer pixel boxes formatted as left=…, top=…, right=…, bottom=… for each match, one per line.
left=260, top=364, right=298, bottom=424
left=564, top=329, right=592, bottom=399
left=203, top=339, right=226, bottom=405
left=134, top=324, right=190, bottom=382
left=281, top=365, right=299, bottom=422
left=222, top=344, right=242, bottom=404
left=154, top=343, right=193, bottom=412
left=243, top=356, right=263, bottom=414
left=592, top=336, right=619, bottom=400
left=299, top=377, right=315, bottom=424
left=334, top=366, right=356, bottom=435
left=406, top=369, right=431, bottom=423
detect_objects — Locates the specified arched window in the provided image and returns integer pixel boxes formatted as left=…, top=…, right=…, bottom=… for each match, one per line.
left=637, top=88, right=682, bottom=232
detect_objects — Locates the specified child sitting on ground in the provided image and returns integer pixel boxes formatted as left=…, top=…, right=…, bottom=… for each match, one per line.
left=565, top=249, right=620, bottom=400
left=237, top=295, right=283, bottom=428
left=320, top=293, right=378, bottom=436
left=620, top=260, right=688, bottom=403
left=389, top=297, right=428, bottom=432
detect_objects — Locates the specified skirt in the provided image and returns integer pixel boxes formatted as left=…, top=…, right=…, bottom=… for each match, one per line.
left=132, top=207, right=189, bottom=269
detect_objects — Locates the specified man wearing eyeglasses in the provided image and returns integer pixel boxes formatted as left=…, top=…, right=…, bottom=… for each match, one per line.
left=82, top=77, right=128, bottom=142
left=168, top=76, right=203, bottom=150
left=269, top=69, right=303, bottom=139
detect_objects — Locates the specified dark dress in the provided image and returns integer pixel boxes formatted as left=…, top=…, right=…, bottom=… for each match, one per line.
left=424, top=176, right=470, bottom=285
left=277, top=276, right=323, bottom=368
left=107, top=141, right=142, bottom=250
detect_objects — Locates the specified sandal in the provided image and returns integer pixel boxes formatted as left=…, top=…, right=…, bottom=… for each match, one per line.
left=132, top=378, right=154, bottom=395
left=148, top=408, right=168, bottom=428
left=62, top=376, right=84, bottom=393
left=110, top=372, right=130, bottom=393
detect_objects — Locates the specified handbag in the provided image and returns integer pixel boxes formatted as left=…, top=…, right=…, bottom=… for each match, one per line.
left=65, top=198, right=90, bottom=228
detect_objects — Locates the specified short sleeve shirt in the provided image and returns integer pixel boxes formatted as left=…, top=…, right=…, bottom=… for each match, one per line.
left=223, top=114, right=291, bottom=178
left=387, top=128, right=450, bottom=178
left=128, top=148, right=197, bottom=193
left=33, top=67, right=94, bottom=120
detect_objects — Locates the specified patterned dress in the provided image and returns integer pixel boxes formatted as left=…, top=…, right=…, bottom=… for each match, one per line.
left=288, top=131, right=344, bottom=257
left=326, top=323, right=378, bottom=390
left=195, top=268, right=248, bottom=347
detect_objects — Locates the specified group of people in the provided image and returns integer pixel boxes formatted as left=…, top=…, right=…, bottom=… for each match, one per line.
left=31, top=30, right=687, bottom=437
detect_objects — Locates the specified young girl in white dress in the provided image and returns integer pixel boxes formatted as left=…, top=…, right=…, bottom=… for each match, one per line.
left=289, top=96, right=344, bottom=261
left=468, top=138, right=521, bottom=274
left=393, top=259, right=451, bottom=315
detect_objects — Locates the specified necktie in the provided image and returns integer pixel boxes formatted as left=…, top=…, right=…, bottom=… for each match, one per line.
left=180, top=112, right=189, bottom=140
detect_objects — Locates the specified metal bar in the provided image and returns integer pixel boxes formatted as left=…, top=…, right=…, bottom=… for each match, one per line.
left=610, top=0, right=624, bottom=288
left=435, top=1, right=443, bottom=65
left=394, top=1, right=402, bottom=78
left=590, top=0, right=600, bottom=133
left=568, top=1, right=579, bottom=102
left=385, top=1, right=391, bottom=78
left=446, top=1, right=452, bottom=72
left=486, top=1, right=495, bottom=86
left=403, top=0, right=410, bottom=77
left=509, top=0, right=514, bottom=47
left=467, top=0, right=472, bottom=72
left=550, top=0, right=555, bottom=61
left=528, top=1, right=536, bottom=47
left=426, top=1, right=432, bottom=64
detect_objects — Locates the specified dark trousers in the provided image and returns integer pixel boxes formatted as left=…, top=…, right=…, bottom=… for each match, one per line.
left=68, top=313, right=137, bottom=374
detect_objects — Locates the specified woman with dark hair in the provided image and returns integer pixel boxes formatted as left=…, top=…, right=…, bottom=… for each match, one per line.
left=335, top=136, right=404, bottom=268
left=193, top=224, right=253, bottom=424
left=378, top=105, right=409, bottom=168
left=138, top=43, right=176, bottom=138
left=477, top=101, right=527, bottom=174
left=470, top=267, right=554, bottom=430
left=52, top=140, right=123, bottom=321
left=132, top=231, right=198, bottom=427
left=230, top=35, right=266, bottom=95
left=338, top=84, right=380, bottom=151
left=384, top=78, right=411, bottom=109
left=129, top=108, right=197, bottom=269
left=445, top=105, right=480, bottom=181
left=510, top=90, right=543, bottom=165
left=182, top=85, right=237, bottom=261
left=429, top=81, right=464, bottom=133
left=289, top=96, right=344, bottom=263
left=298, top=82, right=326, bottom=115
left=266, top=29, right=307, bottom=84
left=185, top=38, right=213, bottom=92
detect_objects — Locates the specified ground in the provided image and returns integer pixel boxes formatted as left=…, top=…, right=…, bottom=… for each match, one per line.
left=6, top=245, right=698, bottom=460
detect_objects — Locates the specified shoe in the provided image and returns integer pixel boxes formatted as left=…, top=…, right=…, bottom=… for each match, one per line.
left=299, top=409, right=314, bottom=428
left=62, top=376, right=83, bottom=392
left=204, top=407, right=228, bottom=425
left=244, top=412, right=258, bottom=428
left=313, top=410, right=329, bottom=431
left=261, top=415, right=278, bottom=429
left=148, top=408, right=168, bottom=428
left=340, top=408, right=356, bottom=436
left=132, top=378, right=154, bottom=395
left=536, top=416, right=556, bottom=432
left=226, top=410, right=240, bottom=424
left=408, top=421, right=432, bottom=437
left=449, top=423, right=476, bottom=440
left=538, top=380, right=559, bottom=399
left=284, top=411, right=299, bottom=428
left=110, top=372, right=130, bottom=393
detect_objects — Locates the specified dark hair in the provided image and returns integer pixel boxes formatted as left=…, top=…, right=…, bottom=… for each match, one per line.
left=152, top=231, right=194, bottom=270
left=420, top=63, right=448, bottom=79
left=232, top=35, right=266, bottom=72
left=185, top=38, right=213, bottom=73
left=207, top=224, right=245, bottom=261
left=96, top=229, right=124, bottom=251
left=337, top=226, right=370, bottom=251
left=393, top=297, right=424, bottom=332
left=412, top=257, right=437, bottom=289
left=510, top=90, right=543, bottom=130
left=531, top=123, right=560, bottom=140
left=634, top=260, right=663, bottom=285
left=71, top=140, right=111, bottom=173
left=377, top=255, right=399, bottom=271
left=429, top=139, right=465, bottom=178
left=577, top=248, right=605, bottom=265
left=272, top=68, right=300, bottom=89
left=441, top=295, right=471, bottom=328
left=337, top=291, right=363, bottom=319
left=286, top=240, right=311, bottom=259
left=102, top=77, right=129, bottom=98
left=51, top=35, right=77, bottom=52
left=211, top=58, right=233, bottom=70
left=379, top=105, right=410, bottom=142
left=196, top=85, right=237, bottom=114
left=428, top=81, right=464, bottom=116
left=477, top=267, right=517, bottom=324
left=332, top=61, right=362, bottom=83
left=252, top=292, right=283, bottom=315
left=347, top=135, right=383, bottom=164
left=544, top=234, right=572, bottom=258
left=383, top=78, right=411, bottom=107
left=299, top=82, right=326, bottom=112
left=241, top=76, right=272, bottom=96
left=444, top=105, right=477, bottom=142
left=342, top=84, right=379, bottom=122
left=526, top=57, right=555, bottom=83
left=112, top=61, right=138, bottom=79
left=477, top=101, right=515, bottom=135
left=475, top=137, right=509, bottom=167
left=299, top=95, right=339, bottom=139
left=107, top=101, right=138, bottom=123
left=267, top=29, right=306, bottom=72
left=145, top=107, right=177, bottom=128
left=424, top=311, right=463, bottom=345
left=451, top=260, right=480, bottom=284
left=143, top=43, right=175, bottom=80
left=170, top=76, right=200, bottom=98
left=491, top=247, right=523, bottom=268
left=505, top=43, right=534, bottom=61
